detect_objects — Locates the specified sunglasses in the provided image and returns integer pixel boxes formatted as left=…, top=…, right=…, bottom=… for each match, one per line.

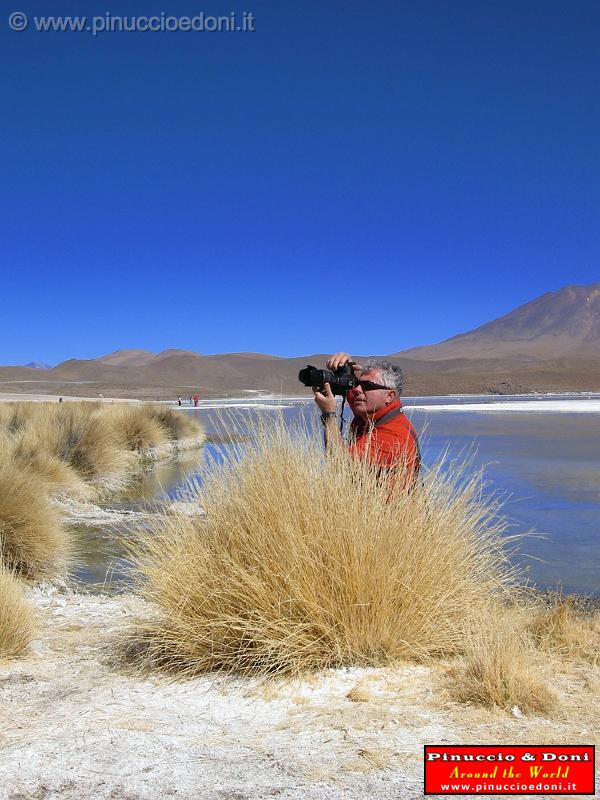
left=353, top=380, right=393, bottom=392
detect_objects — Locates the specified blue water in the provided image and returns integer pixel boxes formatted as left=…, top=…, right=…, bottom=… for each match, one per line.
left=169, top=398, right=599, bottom=596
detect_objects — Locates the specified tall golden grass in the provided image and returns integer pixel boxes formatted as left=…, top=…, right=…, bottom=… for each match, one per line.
left=0, top=557, right=36, bottom=658
left=527, top=598, right=600, bottom=665
left=110, top=405, right=170, bottom=455
left=448, top=614, right=556, bottom=714
left=0, top=401, right=204, bottom=579
left=0, top=459, right=70, bottom=578
left=146, top=405, right=203, bottom=442
left=131, top=417, right=520, bottom=679
left=0, top=401, right=204, bottom=498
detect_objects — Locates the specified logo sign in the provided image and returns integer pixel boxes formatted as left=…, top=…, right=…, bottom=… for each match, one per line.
left=424, top=745, right=595, bottom=795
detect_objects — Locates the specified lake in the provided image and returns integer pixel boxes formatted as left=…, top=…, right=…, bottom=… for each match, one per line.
left=73, top=394, right=600, bottom=596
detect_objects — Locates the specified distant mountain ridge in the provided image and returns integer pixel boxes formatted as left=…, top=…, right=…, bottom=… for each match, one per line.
left=399, top=283, right=600, bottom=361
left=24, top=361, right=51, bottom=370
left=2, top=283, right=599, bottom=398
left=98, top=348, right=203, bottom=367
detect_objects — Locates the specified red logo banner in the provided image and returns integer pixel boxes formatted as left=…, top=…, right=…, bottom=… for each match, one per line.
left=424, top=745, right=595, bottom=795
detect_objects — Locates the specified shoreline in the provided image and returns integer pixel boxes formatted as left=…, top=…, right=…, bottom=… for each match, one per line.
left=2, top=390, right=600, bottom=404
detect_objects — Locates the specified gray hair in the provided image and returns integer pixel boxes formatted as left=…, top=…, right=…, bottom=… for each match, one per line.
left=361, top=360, right=404, bottom=395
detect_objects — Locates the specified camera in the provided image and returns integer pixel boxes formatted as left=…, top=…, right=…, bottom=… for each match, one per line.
left=298, top=362, right=358, bottom=396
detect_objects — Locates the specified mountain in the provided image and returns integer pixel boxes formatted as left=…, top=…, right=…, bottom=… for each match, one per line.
left=1, top=284, right=599, bottom=398
left=97, top=349, right=203, bottom=367
left=97, top=349, right=158, bottom=367
left=398, top=283, right=600, bottom=361
left=24, top=361, right=51, bottom=370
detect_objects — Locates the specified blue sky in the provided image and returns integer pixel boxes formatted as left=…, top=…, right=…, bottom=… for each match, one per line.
left=1, top=1, right=598, bottom=364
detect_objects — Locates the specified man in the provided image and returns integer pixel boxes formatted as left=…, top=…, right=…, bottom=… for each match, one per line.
left=312, top=352, right=421, bottom=483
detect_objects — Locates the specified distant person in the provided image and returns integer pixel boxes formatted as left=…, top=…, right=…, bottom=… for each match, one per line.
left=189, top=396, right=193, bottom=406
left=312, top=352, right=421, bottom=485
left=58, top=397, right=63, bottom=403
left=178, top=395, right=182, bottom=407
left=193, top=394, right=200, bottom=407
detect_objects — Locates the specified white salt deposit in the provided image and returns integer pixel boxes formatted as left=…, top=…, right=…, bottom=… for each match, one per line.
left=0, top=586, right=451, bottom=800
left=1, top=586, right=597, bottom=799
left=406, top=399, right=600, bottom=414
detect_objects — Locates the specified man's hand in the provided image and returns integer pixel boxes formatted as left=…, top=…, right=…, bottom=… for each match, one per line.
left=326, top=352, right=363, bottom=379
left=312, top=382, right=336, bottom=413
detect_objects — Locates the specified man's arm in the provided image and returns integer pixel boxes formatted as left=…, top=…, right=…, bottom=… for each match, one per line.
left=312, top=382, right=343, bottom=451
left=313, top=352, right=363, bottom=451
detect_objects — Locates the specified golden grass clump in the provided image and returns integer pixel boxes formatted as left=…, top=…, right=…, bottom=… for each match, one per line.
left=448, top=616, right=556, bottom=715
left=131, top=417, right=517, bottom=678
left=146, top=405, right=203, bottom=442
left=0, top=459, right=70, bottom=578
left=10, top=404, right=133, bottom=492
left=0, top=401, right=203, bottom=496
left=527, top=598, right=600, bottom=664
left=54, top=404, right=134, bottom=484
left=0, top=559, right=36, bottom=658
left=0, top=402, right=33, bottom=436
left=0, top=400, right=203, bottom=581
left=11, top=444, right=88, bottom=497
left=110, top=405, right=170, bottom=453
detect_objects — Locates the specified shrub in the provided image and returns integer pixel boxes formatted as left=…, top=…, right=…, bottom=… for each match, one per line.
left=449, top=615, right=556, bottom=714
left=0, top=401, right=204, bottom=582
left=0, top=459, right=71, bottom=579
left=131, top=418, right=517, bottom=677
left=527, top=598, right=600, bottom=665
left=55, top=405, right=133, bottom=483
left=146, top=405, right=203, bottom=442
left=110, top=406, right=170, bottom=453
left=10, top=445, right=90, bottom=499
left=0, top=401, right=202, bottom=499
left=2, top=403, right=133, bottom=490
left=0, top=559, right=36, bottom=658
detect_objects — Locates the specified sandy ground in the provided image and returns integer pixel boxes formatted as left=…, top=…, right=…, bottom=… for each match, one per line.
left=1, top=587, right=598, bottom=800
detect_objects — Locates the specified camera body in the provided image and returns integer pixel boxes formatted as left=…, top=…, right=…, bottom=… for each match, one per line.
left=298, top=362, right=358, bottom=397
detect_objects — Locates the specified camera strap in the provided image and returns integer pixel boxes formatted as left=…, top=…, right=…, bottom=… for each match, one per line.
left=372, top=405, right=422, bottom=472
left=339, top=395, right=348, bottom=434
left=372, top=406, right=404, bottom=429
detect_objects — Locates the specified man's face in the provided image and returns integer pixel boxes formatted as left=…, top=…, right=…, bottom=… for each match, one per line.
left=347, top=368, right=396, bottom=418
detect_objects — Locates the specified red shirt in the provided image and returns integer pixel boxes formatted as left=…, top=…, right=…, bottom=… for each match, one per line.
left=348, top=399, right=421, bottom=482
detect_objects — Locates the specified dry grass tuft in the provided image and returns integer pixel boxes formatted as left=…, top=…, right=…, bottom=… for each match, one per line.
left=2, top=403, right=133, bottom=495
left=584, top=673, right=600, bottom=694
left=355, top=747, right=393, bottom=770
left=110, top=405, right=170, bottom=453
left=0, top=402, right=203, bottom=495
left=57, top=405, right=135, bottom=484
left=0, top=459, right=71, bottom=579
left=13, top=447, right=91, bottom=498
left=0, top=557, right=36, bottom=658
left=346, top=682, right=373, bottom=703
left=146, top=405, right=203, bottom=442
left=130, top=417, right=517, bottom=678
left=527, top=598, right=600, bottom=664
left=448, top=615, right=556, bottom=715
left=0, top=401, right=203, bottom=579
